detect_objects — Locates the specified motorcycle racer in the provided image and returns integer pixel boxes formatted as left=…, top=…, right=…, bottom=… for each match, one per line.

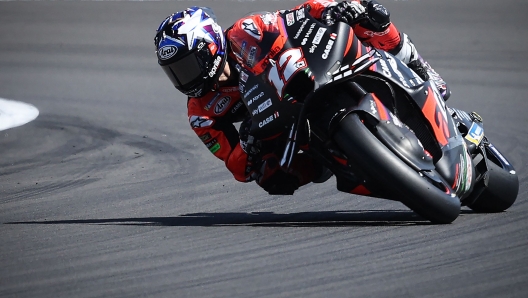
left=154, top=0, right=451, bottom=195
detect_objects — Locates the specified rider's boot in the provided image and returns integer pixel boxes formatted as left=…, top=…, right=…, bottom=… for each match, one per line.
left=390, top=33, right=451, bottom=101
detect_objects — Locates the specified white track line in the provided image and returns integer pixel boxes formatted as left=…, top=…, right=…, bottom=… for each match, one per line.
left=0, top=98, right=39, bottom=131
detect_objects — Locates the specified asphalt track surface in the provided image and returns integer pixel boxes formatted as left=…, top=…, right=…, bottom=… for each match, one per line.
left=1, top=1, right=527, bottom=297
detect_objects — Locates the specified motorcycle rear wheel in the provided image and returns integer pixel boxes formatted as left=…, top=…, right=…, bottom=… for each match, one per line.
left=333, top=113, right=461, bottom=224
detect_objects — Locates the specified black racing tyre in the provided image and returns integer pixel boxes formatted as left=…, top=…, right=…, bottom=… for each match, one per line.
left=333, top=113, right=461, bottom=224
left=467, top=157, right=519, bottom=212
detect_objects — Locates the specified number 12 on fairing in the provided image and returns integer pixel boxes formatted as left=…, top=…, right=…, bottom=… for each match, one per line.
left=267, top=48, right=307, bottom=97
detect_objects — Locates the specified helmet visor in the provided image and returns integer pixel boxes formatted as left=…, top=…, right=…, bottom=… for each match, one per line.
left=161, top=50, right=204, bottom=87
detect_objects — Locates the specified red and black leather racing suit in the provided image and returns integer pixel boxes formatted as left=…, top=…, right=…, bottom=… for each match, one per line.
left=187, top=0, right=404, bottom=193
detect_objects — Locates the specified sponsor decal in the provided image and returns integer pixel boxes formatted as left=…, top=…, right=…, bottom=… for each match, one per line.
left=260, top=13, right=276, bottom=25
left=286, top=12, right=295, bottom=26
left=158, top=45, right=177, bottom=60
left=379, top=58, right=392, bottom=77
left=247, top=91, right=264, bottom=106
left=189, top=115, right=214, bottom=128
left=205, top=138, right=218, bottom=149
left=231, top=101, right=244, bottom=114
left=293, top=19, right=309, bottom=39
left=208, top=42, right=217, bottom=55
left=239, top=41, right=248, bottom=57
left=258, top=98, right=272, bottom=113
left=209, top=56, right=222, bottom=77
left=243, top=84, right=258, bottom=98
left=247, top=47, right=257, bottom=67
left=257, top=45, right=284, bottom=72
left=258, top=111, right=280, bottom=127
left=242, top=19, right=261, bottom=40
left=240, top=71, right=249, bottom=82
left=296, top=9, right=305, bottom=21
left=313, top=28, right=326, bottom=45
left=301, top=23, right=316, bottom=45
left=465, top=122, right=484, bottom=145
left=220, top=86, right=238, bottom=93
left=322, top=33, right=336, bottom=59
left=269, top=45, right=282, bottom=57
left=214, top=96, right=231, bottom=115
left=197, top=41, right=207, bottom=51
left=187, top=86, right=202, bottom=96
left=210, top=143, right=221, bottom=153
left=199, top=133, right=212, bottom=142
left=204, top=93, right=221, bottom=111
left=363, top=27, right=391, bottom=38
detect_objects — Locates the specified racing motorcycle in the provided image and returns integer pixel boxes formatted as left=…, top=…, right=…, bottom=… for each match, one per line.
left=238, top=7, right=519, bottom=223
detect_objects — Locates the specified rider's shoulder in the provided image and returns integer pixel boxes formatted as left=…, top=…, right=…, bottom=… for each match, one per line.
left=229, top=11, right=279, bottom=36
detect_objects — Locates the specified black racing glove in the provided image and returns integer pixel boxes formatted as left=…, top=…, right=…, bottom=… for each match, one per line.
left=239, top=117, right=261, bottom=179
left=323, top=1, right=367, bottom=26
left=364, top=0, right=391, bottom=31
left=239, top=117, right=301, bottom=194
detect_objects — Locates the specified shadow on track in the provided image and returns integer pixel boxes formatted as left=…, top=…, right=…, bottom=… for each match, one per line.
left=5, top=210, right=441, bottom=227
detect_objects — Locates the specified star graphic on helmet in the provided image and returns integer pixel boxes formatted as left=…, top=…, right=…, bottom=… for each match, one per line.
left=177, top=9, right=216, bottom=50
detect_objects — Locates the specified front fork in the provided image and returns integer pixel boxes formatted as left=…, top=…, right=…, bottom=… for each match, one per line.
left=448, top=108, right=516, bottom=205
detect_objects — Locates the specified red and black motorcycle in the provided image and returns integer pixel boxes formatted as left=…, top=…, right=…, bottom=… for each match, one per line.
left=237, top=7, right=519, bottom=224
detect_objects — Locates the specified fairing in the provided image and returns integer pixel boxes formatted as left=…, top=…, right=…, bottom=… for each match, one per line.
left=235, top=7, right=474, bottom=198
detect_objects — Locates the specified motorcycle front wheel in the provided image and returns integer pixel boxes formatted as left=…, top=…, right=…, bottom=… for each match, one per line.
left=333, top=113, right=461, bottom=224
left=466, top=145, right=519, bottom=212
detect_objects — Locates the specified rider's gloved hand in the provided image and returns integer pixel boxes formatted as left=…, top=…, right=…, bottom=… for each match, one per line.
left=239, top=117, right=261, bottom=178
left=323, top=1, right=366, bottom=26
left=239, top=117, right=259, bottom=155
left=364, top=0, right=391, bottom=31
left=239, top=117, right=300, bottom=195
